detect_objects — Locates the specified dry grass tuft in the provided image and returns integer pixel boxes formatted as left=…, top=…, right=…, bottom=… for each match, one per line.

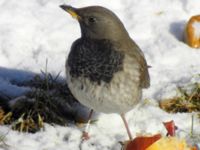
left=0, top=107, right=12, bottom=125
left=159, top=82, right=200, bottom=114
left=0, top=71, right=82, bottom=133
left=0, top=132, right=9, bottom=149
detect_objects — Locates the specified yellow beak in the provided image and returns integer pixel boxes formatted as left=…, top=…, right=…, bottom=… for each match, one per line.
left=60, top=5, right=81, bottom=20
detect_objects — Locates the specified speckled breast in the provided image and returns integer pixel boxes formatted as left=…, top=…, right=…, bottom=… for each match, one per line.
left=66, top=38, right=142, bottom=114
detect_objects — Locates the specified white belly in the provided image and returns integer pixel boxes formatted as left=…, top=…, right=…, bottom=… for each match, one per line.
left=66, top=55, right=142, bottom=114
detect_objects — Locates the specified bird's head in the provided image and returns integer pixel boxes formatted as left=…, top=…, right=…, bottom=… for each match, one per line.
left=60, top=5, right=129, bottom=41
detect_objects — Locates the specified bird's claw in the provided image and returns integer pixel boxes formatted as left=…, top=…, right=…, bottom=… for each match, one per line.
left=81, top=131, right=90, bottom=140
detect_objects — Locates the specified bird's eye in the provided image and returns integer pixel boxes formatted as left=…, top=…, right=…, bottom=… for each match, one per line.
left=88, top=17, right=96, bottom=23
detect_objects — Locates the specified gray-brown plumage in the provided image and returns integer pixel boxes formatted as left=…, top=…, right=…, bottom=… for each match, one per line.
left=60, top=5, right=150, bottom=140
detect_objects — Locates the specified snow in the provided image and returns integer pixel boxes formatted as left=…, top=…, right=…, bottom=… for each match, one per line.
left=0, top=0, right=200, bottom=149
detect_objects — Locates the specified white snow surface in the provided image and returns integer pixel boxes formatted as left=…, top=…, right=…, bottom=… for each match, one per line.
left=0, top=0, right=200, bottom=149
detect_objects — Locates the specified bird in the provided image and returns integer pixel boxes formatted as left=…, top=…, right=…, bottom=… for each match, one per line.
left=60, top=5, right=150, bottom=140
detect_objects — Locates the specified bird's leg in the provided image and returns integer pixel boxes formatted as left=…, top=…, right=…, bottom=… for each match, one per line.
left=120, top=113, right=133, bottom=140
left=82, top=109, right=93, bottom=140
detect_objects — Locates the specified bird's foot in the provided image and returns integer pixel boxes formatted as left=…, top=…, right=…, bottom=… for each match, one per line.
left=81, top=131, right=90, bottom=141
left=81, top=110, right=93, bottom=141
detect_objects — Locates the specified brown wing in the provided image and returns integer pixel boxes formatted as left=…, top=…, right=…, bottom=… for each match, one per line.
left=127, top=39, right=150, bottom=89
left=139, top=55, right=150, bottom=88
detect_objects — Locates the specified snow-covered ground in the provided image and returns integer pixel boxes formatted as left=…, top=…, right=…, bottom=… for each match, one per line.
left=0, top=0, right=200, bottom=149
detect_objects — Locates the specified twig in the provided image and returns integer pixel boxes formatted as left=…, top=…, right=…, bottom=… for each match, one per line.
left=45, top=59, right=49, bottom=92
left=190, top=113, right=194, bottom=138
